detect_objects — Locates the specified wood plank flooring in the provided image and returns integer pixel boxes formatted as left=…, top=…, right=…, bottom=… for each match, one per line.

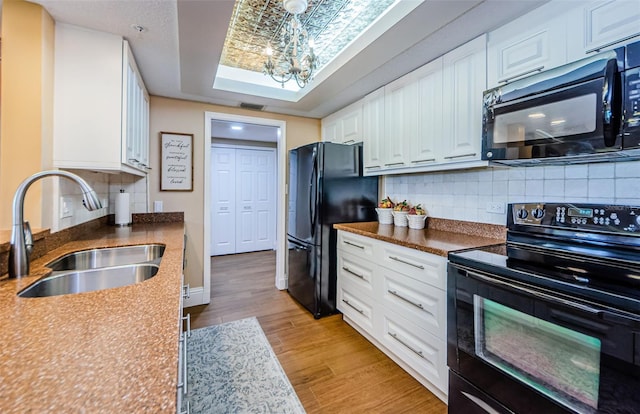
left=188, top=250, right=447, bottom=414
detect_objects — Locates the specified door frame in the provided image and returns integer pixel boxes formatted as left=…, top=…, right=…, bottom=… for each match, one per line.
left=203, top=112, right=287, bottom=304
left=210, top=143, right=277, bottom=256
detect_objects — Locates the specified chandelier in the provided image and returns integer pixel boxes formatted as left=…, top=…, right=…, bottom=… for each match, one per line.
left=263, top=0, right=318, bottom=89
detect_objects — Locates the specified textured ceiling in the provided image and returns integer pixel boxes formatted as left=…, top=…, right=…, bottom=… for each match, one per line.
left=220, top=0, right=394, bottom=74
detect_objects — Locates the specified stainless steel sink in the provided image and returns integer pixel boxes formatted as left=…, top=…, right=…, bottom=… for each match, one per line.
left=46, top=244, right=165, bottom=271
left=18, top=263, right=160, bottom=298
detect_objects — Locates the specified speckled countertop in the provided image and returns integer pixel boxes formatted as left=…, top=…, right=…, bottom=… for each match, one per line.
left=0, top=222, right=185, bottom=413
left=334, top=218, right=506, bottom=256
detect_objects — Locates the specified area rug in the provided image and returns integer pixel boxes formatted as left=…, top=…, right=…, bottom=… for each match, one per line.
left=183, top=317, right=306, bottom=414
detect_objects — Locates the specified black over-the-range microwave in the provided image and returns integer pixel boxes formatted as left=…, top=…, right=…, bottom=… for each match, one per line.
left=482, top=40, right=640, bottom=165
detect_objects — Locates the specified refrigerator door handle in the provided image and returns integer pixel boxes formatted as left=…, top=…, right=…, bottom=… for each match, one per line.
left=309, top=147, right=318, bottom=238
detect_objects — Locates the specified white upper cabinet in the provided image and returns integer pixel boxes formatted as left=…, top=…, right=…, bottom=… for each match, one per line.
left=412, top=58, right=442, bottom=166
left=122, top=42, right=150, bottom=171
left=53, top=24, right=150, bottom=176
left=383, top=75, right=417, bottom=169
left=362, top=87, right=385, bottom=173
left=567, top=0, right=640, bottom=61
left=321, top=101, right=362, bottom=144
left=488, top=0, right=638, bottom=88
left=441, top=34, right=487, bottom=163
left=486, top=2, right=574, bottom=88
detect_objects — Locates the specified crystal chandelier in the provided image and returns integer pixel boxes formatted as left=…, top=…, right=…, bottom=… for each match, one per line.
left=263, top=0, right=318, bottom=89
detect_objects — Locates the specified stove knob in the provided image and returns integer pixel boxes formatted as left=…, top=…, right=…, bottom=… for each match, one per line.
left=516, top=208, right=528, bottom=219
left=531, top=208, right=545, bottom=219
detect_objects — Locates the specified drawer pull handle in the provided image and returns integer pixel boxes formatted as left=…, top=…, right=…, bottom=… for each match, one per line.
left=344, top=240, right=365, bottom=249
left=182, top=313, right=191, bottom=338
left=389, top=255, right=424, bottom=269
left=444, top=152, right=477, bottom=160
left=411, top=158, right=436, bottom=163
left=342, top=299, right=364, bottom=315
left=587, top=35, right=640, bottom=53
left=388, top=289, right=424, bottom=310
left=343, top=266, right=365, bottom=280
left=180, top=400, right=190, bottom=414
left=498, top=65, right=544, bottom=84
left=389, top=332, right=424, bottom=359
left=384, top=161, right=405, bottom=166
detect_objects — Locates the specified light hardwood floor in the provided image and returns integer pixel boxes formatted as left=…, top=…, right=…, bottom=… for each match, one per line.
left=189, top=250, right=447, bottom=414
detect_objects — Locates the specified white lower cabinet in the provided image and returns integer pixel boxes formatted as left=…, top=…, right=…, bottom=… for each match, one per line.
left=336, top=231, right=448, bottom=402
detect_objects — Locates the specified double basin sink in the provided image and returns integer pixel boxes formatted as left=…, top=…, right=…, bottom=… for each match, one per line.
left=18, top=244, right=165, bottom=298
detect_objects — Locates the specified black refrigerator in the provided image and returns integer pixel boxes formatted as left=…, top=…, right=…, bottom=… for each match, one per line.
left=287, top=142, right=378, bottom=318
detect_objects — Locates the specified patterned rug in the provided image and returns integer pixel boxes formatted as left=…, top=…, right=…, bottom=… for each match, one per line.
left=184, top=317, right=306, bottom=414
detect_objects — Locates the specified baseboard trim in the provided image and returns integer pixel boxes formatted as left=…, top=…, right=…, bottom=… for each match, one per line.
left=184, top=286, right=208, bottom=308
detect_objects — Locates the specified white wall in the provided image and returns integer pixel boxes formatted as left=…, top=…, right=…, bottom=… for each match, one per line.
left=384, top=160, right=640, bottom=226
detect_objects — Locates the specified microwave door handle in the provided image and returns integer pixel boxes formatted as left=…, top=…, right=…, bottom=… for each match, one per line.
left=602, top=59, right=621, bottom=147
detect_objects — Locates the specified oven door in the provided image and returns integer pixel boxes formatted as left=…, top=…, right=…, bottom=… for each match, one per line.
left=482, top=59, right=622, bottom=162
left=448, top=264, right=640, bottom=414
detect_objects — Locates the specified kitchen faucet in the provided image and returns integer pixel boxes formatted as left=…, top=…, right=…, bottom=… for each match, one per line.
left=9, top=170, right=102, bottom=278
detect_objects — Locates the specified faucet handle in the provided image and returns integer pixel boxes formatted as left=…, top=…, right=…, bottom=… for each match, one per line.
left=23, top=221, right=33, bottom=255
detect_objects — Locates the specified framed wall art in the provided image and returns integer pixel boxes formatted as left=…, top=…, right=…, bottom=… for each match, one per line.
left=160, top=132, right=193, bottom=191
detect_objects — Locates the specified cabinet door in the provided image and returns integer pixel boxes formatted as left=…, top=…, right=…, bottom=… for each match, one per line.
left=384, top=76, right=416, bottom=169
left=321, top=116, right=340, bottom=142
left=441, top=35, right=486, bottom=163
left=412, top=58, right=442, bottom=165
left=122, top=41, right=150, bottom=172
left=340, top=105, right=362, bottom=144
left=487, top=2, right=571, bottom=87
left=362, top=88, right=385, bottom=174
left=581, top=0, right=640, bottom=54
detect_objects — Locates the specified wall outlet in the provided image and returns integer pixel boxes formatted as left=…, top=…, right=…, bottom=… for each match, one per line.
left=60, top=196, right=73, bottom=219
left=486, top=202, right=505, bottom=214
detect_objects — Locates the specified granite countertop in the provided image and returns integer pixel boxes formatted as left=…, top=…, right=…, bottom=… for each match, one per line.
left=334, top=219, right=506, bottom=256
left=0, top=222, right=185, bottom=413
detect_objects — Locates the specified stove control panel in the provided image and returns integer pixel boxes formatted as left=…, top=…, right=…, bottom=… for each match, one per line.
left=510, top=203, right=640, bottom=233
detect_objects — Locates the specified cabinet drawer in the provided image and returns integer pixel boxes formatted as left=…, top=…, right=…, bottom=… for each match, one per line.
left=337, top=252, right=376, bottom=296
left=381, top=269, right=446, bottom=339
left=337, top=280, right=375, bottom=335
left=379, top=308, right=448, bottom=393
left=337, top=231, right=375, bottom=260
left=379, top=243, right=447, bottom=289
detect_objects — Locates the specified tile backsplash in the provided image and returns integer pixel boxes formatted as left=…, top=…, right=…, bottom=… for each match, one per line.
left=384, top=160, right=640, bottom=226
left=55, top=170, right=148, bottom=232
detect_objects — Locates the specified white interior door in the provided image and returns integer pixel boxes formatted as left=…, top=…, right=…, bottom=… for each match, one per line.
left=236, top=148, right=276, bottom=253
left=211, top=147, right=236, bottom=255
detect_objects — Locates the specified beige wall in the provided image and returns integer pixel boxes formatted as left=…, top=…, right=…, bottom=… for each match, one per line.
left=149, top=96, right=320, bottom=288
left=0, top=0, right=55, bottom=229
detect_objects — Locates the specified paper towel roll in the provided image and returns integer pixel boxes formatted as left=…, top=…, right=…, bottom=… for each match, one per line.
left=115, top=192, right=131, bottom=226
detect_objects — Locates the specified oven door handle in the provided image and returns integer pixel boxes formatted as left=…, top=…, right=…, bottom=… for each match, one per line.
left=467, top=270, right=603, bottom=316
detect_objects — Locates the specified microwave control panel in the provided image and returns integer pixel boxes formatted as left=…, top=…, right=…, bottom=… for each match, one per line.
left=510, top=203, right=640, bottom=233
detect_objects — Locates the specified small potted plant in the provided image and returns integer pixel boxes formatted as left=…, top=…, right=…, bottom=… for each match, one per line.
left=376, top=196, right=395, bottom=224
left=407, top=204, right=427, bottom=229
left=392, top=200, right=410, bottom=226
